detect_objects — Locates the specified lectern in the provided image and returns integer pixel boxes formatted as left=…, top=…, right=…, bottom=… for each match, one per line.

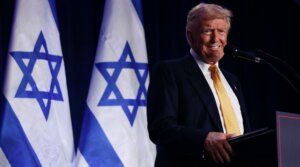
left=227, top=111, right=300, bottom=167
left=229, top=127, right=277, bottom=166
left=277, top=111, right=300, bottom=167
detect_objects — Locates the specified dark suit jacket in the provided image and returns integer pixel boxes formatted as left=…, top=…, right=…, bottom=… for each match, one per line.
left=147, top=54, right=251, bottom=167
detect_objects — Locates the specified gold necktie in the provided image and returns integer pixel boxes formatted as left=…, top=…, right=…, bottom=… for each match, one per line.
left=209, top=65, right=240, bottom=135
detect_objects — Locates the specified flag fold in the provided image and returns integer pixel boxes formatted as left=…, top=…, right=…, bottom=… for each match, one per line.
left=75, top=0, right=156, bottom=166
left=0, top=0, right=74, bottom=166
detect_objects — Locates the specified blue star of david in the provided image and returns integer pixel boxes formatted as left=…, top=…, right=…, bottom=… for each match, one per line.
left=11, top=31, right=63, bottom=120
left=96, top=42, right=148, bottom=126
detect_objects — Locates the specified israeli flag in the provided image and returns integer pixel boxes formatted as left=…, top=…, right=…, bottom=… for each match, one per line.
left=75, top=0, right=156, bottom=166
left=0, top=0, right=74, bottom=166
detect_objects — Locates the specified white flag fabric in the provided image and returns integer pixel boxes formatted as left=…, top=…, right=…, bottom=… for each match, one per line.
left=75, top=0, right=156, bottom=166
left=0, top=0, right=74, bottom=166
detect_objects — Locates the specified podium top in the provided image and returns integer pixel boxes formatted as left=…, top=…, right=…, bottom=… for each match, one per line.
left=228, top=127, right=275, bottom=144
left=227, top=127, right=277, bottom=166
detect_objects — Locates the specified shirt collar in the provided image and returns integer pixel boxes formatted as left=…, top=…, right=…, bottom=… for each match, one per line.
left=190, top=48, right=219, bottom=73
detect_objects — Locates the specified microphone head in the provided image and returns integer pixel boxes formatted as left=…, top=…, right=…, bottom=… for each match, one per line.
left=224, top=44, right=264, bottom=64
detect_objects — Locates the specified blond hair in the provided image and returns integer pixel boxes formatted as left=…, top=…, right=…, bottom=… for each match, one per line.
left=186, top=3, right=233, bottom=32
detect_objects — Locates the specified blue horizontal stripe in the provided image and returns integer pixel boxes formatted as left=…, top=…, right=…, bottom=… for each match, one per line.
left=48, top=0, right=59, bottom=30
left=79, top=106, right=124, bottom=167
left=0, top=97, right=41, bottom=167
left=131, top=0, right=144, bottom=24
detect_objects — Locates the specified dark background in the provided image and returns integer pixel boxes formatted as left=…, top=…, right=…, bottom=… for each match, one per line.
left=1, top=0, right=300, bottom=148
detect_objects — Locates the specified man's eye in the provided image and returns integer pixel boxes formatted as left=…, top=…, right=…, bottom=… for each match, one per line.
left=218, top=29, right=227, bottom=34
left=203, top=30, right=211, bottom=34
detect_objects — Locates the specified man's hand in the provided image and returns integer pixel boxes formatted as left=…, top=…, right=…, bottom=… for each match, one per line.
left=204, top=132, right=236, bottom=164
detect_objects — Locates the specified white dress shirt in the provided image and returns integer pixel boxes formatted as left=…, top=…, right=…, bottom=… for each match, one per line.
left=190, top=49, right=244, bottom=134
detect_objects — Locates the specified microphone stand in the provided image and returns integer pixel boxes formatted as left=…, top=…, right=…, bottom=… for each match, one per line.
left=255, top=50, right=300, bottom=84
left=233, top=50, right=300, bottom=96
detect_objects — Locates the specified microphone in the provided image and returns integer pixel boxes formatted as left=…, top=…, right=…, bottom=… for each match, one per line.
left=225, top=44, right=300, bottom=96
left=224, top=45, right=264, bottom=64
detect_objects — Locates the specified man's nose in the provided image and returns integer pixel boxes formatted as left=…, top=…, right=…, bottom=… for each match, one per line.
left=210, top=31, right=218, bottom=42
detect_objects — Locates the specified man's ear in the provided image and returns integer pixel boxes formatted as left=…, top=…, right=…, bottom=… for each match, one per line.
left=186, top=30, right=193, bottom=47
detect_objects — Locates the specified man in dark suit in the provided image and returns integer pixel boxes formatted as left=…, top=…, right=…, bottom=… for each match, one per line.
left=147, top=3, right=251, bottom=167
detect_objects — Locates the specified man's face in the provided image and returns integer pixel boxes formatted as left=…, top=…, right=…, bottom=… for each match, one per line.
left=191, top=18, right=229, bottom=64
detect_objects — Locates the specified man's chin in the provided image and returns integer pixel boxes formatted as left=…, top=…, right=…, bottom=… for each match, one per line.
left=205, top=57, right=223, bottom=64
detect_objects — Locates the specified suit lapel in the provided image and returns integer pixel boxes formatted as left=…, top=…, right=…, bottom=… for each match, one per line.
left=222, top=71, right=239, bottom=96
left=222, top=69, right=251, bottom=132
left=183, top=55, right=223, bottom=132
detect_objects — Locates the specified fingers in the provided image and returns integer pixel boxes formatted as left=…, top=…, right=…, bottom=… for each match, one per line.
left=223, top=140, right=233, bottom=155
left=226, top=133, right=237, bottom=138
left=224, top=133, right=235, bottom=155
left=205, top=135, right=224, bottom=164
left=212, top=149, right=224, bottom=164
left=218, top=142, right=231, bottom=163
left=204, top=132, right=233, bottom=164
left=210, top=142, right=230, bottom=164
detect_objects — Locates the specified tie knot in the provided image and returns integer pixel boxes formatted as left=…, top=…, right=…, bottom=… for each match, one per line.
left=209, top=64, right=218, bottom=73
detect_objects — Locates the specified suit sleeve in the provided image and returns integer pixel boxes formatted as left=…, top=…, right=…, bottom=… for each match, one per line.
left=147, top=62, right=208, bottom=156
